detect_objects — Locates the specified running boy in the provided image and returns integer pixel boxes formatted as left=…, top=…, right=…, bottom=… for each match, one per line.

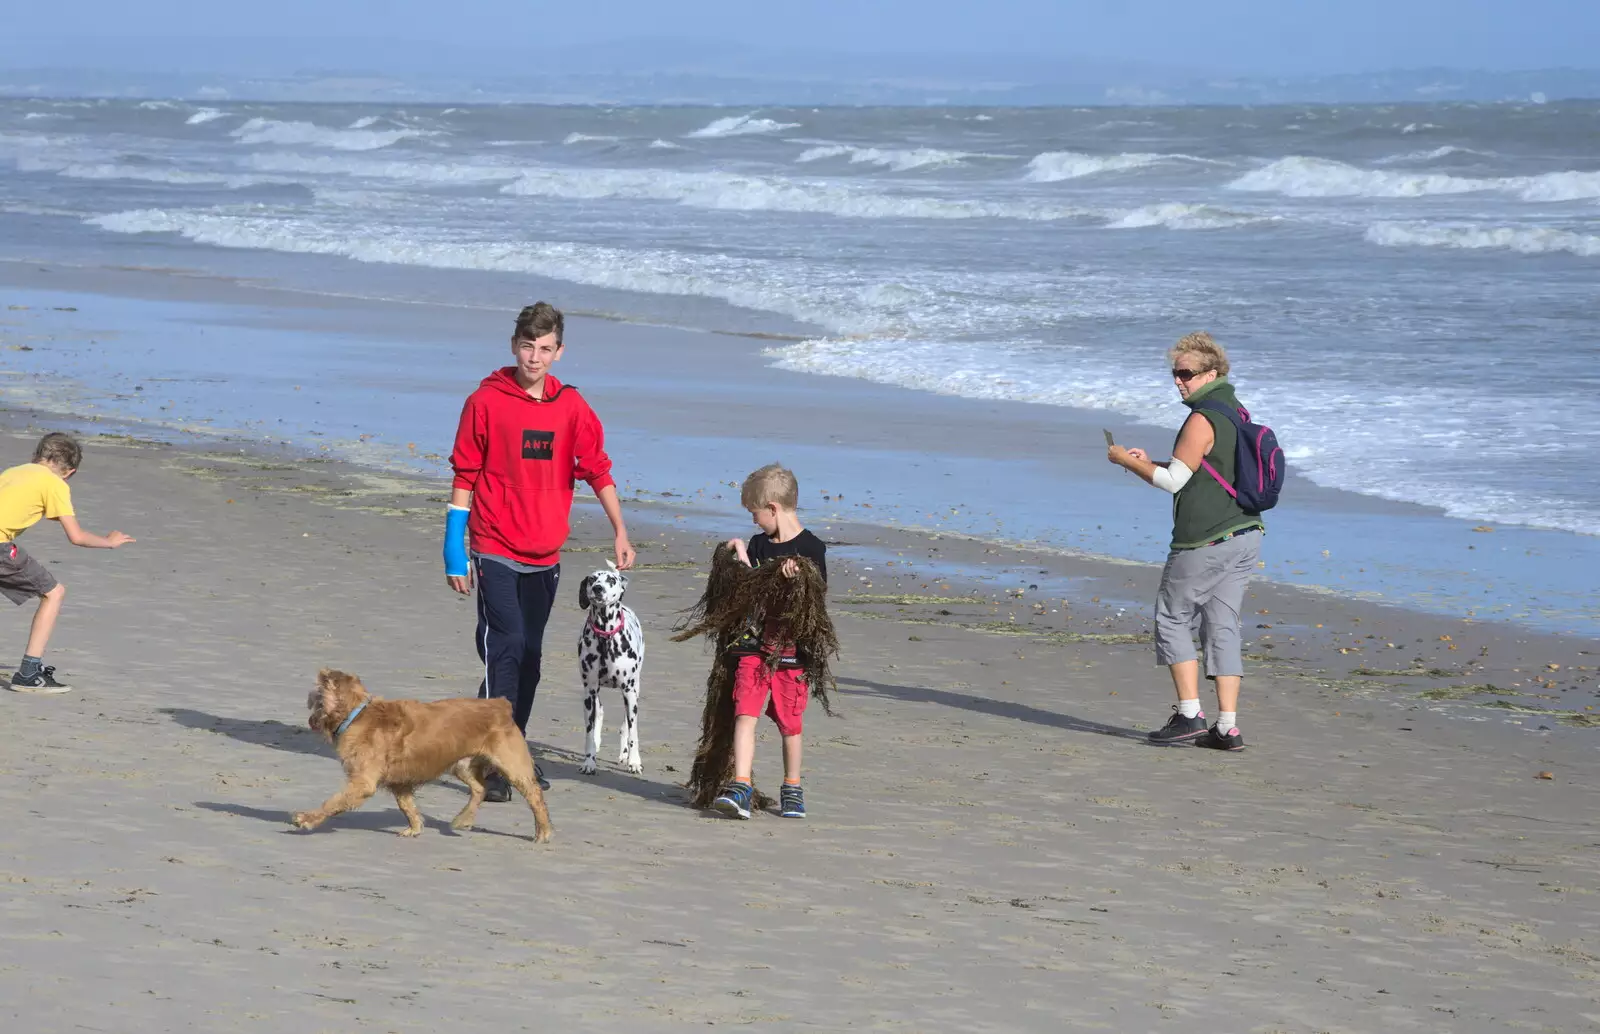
left=713, top=463, right=827, bottom=820
left=2, top=432, right=135, bottom=693
left=445, top=302, right=634, bottom=799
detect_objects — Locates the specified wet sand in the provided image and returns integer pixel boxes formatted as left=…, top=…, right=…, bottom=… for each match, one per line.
left=1, top=422, right=1597, bottom=1032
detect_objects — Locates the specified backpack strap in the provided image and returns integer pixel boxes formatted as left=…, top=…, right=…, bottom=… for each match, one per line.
left=1191, top=400, right=1243, bottom=496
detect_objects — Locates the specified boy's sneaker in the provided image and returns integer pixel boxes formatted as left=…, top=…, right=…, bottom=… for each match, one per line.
left=1200, top=724, right=1246, bottom=752
left=1148, top=705, right=1207, bottom=745
left=779, top=784, right=806, bottom=819
left=9, top=666, right=71, bottom=694
left=712, top=781, right=753, bottom=820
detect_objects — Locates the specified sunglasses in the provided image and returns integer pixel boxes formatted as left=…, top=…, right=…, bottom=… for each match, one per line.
left=1171, top=368, right=1204, bottom=381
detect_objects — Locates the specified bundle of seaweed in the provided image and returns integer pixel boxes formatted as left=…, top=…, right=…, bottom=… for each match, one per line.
left=672, top=543, right=839, bottom=810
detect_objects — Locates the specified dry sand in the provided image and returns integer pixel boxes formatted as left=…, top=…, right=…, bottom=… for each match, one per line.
left=1, top=425, right=1598, bottom=1033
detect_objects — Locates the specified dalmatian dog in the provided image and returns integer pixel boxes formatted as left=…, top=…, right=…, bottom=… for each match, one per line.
left=577, top=561, right=645, bottom=775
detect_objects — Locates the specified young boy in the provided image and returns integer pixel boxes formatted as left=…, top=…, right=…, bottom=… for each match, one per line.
left=445, top=302, right=635, bottom=799
left=1, top=433, right=135, bottom=694
left=713, top=463, right=827, bottom=820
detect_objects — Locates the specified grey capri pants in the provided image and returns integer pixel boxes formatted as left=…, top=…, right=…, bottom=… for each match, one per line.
left=1153, top=529, right=1262, bottom=679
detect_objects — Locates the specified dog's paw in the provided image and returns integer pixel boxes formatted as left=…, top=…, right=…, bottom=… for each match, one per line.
left=533, top=825, right=554, bottom=844
left=626, top=757, right=643, bottom=775
left=290, top=812, right=319, bottom=830
left=398, top=826, right=422, bottom=838
left=450, top=817, right=475, bottom=832
left=579, top=757, right=598, bottom=775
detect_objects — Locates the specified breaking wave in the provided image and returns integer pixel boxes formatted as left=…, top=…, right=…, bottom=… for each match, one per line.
left=795, top=144, right=987, bottom=172
left=686, top=114, right=801, bottom=139
left=1230, top=156, right=1600, bottom=202
left=1023, top=150, right=1211, bottom=182
left=229, top=117, right=431, bottom=151
left=1365, top=221, right=1600, bottom=257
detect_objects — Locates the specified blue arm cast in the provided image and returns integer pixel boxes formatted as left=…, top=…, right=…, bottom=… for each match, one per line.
left=443, top=505, right=470, bottom=577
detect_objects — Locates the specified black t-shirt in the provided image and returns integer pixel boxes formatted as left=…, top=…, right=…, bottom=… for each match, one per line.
left=747, top=528, right=827, bottom=585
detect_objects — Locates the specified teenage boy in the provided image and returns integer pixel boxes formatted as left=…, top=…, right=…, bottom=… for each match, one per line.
left=445, top=303, right=635, bottom=799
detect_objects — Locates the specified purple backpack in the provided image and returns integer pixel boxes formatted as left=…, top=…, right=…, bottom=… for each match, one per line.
left=1193, top=400, right=1284, bottom=513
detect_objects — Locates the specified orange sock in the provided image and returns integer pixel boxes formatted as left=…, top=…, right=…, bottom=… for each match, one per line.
left=783, top=777, right=801, bottom=786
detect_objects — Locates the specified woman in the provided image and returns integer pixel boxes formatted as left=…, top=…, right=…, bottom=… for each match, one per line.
left=1108, top=332, right=1264, bottom=751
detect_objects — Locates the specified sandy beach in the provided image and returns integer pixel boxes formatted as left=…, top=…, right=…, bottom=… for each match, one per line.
left=1, top=401, right=1598, bottom=1031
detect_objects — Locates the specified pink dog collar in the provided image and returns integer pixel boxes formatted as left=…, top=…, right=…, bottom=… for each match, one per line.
left=590, top=615, right=626, bottom=638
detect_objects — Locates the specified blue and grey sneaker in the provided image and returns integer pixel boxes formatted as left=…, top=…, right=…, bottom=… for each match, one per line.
left=712, top=781, right=753, bottom=820
left=779, top=784, right=806, bottom=819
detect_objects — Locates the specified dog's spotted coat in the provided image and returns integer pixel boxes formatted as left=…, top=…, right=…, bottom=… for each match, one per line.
left=577, top=564, right=645, bottom=775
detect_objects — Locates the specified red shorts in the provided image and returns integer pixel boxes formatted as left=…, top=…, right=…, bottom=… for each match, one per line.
left=732, top=655, right=808, bottom=736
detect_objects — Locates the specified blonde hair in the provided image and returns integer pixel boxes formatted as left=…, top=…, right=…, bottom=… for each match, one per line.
left=1167, top=331, right=1230, bottom=377
left=740, top=463, right=799, bottom=511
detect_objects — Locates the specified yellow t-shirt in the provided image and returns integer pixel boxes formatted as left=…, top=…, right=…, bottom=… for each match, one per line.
left=0, top=463, right=75, bottom=542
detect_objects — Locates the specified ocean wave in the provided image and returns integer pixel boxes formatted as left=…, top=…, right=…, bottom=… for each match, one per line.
left=764, top=337, right=1600, bottom=535
left=648, top=139, right=684, bottom=150
left=185, top=108, right=229, bottom=125
left=82, top=206, right=1141, bottom=339
left=1023, top=150, right=1210, bottom=182
left=242, top=152, right=519, bottom=185
left=562, top=132, right=621, bottom=145
left=686, top=113, right=801, bottom=139
left=1107, top=203, right=1270, bottom=231
left=1229, top=156, right=1600, bottom=201
left=1365, top=221, right=1600, bottom=257
left=1373, top=145, right=1493, bottom=166
left=795, top=144, right=987, bottom=172
left=15, top=154, right=270, bottom=188
left=83, top=207, right=889, bottom=334
left=22, top=112, right=63, bottom=121
left=500, top=165, right=1098, bottom=221
left=229, top=117, right=430, bottom=151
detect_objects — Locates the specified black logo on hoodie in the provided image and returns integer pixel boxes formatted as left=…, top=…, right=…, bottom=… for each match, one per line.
left=522, top=429, right=554, bottom=461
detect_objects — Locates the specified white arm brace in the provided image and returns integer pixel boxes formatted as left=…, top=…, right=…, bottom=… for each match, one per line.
left=1150, top=457, right=1194, bottom=494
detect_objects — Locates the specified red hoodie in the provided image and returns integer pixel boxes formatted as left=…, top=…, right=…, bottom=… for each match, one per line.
left=450, top=369, right=615, bottom=566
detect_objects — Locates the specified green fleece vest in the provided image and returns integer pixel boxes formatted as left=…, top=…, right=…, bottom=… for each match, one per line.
left=1170, top=378, right=1265, bottom=550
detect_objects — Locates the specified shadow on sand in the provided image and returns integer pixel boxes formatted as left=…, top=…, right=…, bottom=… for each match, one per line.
left=837, top=676, right=1148, bottom=741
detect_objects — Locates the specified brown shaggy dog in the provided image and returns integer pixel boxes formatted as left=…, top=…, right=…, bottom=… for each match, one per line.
left=293, top=669, right=553, bottom=842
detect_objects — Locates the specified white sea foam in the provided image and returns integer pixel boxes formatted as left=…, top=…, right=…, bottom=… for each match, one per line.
left=1374, top=145, right=1491, bottom=166
left=1023, top=150, right=1209, bottom=182
left=1229, top=156, right=1600, bottom=201
left=230, top=117, right=430, bottom=151
left=1107, top=203, right=1270, bottom=231
left=686, top=114, right=801, bottom=139
left=500, top=165, right=1096, bottom=221
left=15, top=154, right=270, bottom=188
left=1365, top=221, right=1600, bottom=257
left=648, top=139, right=684, bottom=150
left=562, top=132, right=621, bottom=145
left=137, top=100, right=183, bottom=111
left=185, top=108, right=229, bottom=125
left=242, top=151, right=519, bottom=185
left=795, top=144, right=986, bottom=172
left=348, top=116, right=380, bottom=129
left=764, top=337, right=1600, bottom=536
left=22, top=112, right=62, bottom=121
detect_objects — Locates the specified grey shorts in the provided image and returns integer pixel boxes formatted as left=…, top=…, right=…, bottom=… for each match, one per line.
left=0, top=542, right=58, bottom=605
left=1153, top=530, right=1261, bottom=679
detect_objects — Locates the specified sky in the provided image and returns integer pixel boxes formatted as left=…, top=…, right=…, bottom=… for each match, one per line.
left=6, top=0, right=1597, bottom=77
